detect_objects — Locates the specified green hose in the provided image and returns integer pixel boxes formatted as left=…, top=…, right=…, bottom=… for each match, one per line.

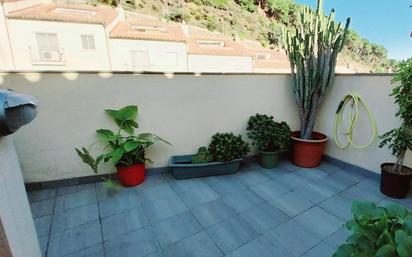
left=333, top=93, right=378, bottom=149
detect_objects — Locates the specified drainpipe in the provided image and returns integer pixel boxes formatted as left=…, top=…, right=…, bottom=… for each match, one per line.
left=103, top=27, right=112, bottom=71
left=0, top=1, right=16, bottom=70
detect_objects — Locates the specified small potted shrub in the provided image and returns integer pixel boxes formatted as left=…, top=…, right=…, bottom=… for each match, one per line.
left=334, top=201, right=412, bottom=257
left=283, top=0, right=350, bottom=167
left=378, top=59, right=412, bottom=199
left=247, top=114, right=291, bottom=169
left=75, top=105, right=170, bottom=187
left=169, top=132, right=249, bottom=179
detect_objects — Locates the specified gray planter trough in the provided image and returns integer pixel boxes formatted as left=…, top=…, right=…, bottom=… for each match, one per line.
left=168, top=154, right=242, bottom=180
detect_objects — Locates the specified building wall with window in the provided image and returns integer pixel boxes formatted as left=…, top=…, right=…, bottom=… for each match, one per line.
left=109, top=39, right=188, bottom=72
left=187, top=55, right=253, bottom=73
left=6, top=19, right=111, bottom=71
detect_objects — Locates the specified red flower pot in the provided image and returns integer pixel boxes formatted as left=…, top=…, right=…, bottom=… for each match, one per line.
left=291, top=131, right=328, bottom=168
left=116, top=163, right=145, bottom=187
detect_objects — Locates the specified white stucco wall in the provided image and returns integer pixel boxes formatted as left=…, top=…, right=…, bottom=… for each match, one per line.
left=188, top=55, right=253, bottom=73
left=0, top=72, right=410, bottom=183
left=0, top=136, right=41, bottom=257
left=110, top=39, right=188, bottom=72
left=0, top=5, right=14, bottom=71
left=7, top=19, right=111, bottom=71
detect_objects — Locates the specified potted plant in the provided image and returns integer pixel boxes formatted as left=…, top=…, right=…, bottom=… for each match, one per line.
left=247, top=114, right=291, bottom=169
left=283, top=0, right=350, bottom=167
left=169, top=132, right=249, bottom=179
left=378, top=59, right=412, bottom=199
left=334, top=201, right=412, bottom=256
left=75, top=105, right=170, bottom=187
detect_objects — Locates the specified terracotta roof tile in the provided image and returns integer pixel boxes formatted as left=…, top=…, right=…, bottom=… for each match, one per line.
left=7, top=3, right=117, bottom=26
left=110, top=19, right=186, bottom=42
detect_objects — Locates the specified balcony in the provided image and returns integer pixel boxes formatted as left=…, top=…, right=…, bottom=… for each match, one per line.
left=29, top=47, right=66, bottom=66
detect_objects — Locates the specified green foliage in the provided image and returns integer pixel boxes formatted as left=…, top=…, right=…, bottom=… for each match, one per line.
left=192, top=146, right=213, bottom=164
left=247, top=114, right=291, bottom=152
left=333, top=201, right=412, bottom=257
left=265, top=0, right=295, bottom=24
left=75, top=105, right=170, bottom=173
left=379, top=59, right=412, bottom=171
left=283, top=1, right=350, bottom=139
left=198, top=0, right=228, bottom=9
left=208, top=133, right=249, bottom=162
left=235, top=0, right=257, bottom=12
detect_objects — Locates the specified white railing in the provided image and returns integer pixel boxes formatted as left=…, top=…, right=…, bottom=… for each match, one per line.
left=29, top=47, right=66, bottom=66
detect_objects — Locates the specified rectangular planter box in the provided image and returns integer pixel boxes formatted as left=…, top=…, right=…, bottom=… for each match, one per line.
left=168, top=154, right=242, bottom=180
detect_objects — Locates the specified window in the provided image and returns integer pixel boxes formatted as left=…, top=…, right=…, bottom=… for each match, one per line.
left=53, top=8, right=96, bottom=16
left=130, top=51, right=150, bottom=70
left=35, top=33, right=62, bottom=62
left=197, top=40, right=224, bottom=47
left=81, top=35, right=96, bottom=50
left=131, top=25, right=166, bottom=33
left=256, top=53, right=270, bottom=60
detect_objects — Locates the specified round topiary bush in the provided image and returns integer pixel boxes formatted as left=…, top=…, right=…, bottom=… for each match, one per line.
left=208, top=133, right=249, bottom=162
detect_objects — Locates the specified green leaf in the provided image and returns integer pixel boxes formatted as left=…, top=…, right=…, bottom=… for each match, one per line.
left=115, top=105, right=138, bottom=121
left=96, top=129, right=116, bottom=142
left=377, top=230, right=395, bottom=248
left=75, top=147, right=101, bottom=173
left=110, top=147, right=125, bottom=164
left=332, top=244, right=355, bottom=257
left=352, top=201, right=383, bottom=219
left=376, top=244, right=397, bottom=257
left=386, top=204, right=409, bottom=218
left=404, top=218, right=412, bottom=236
left=395, top=230, right=412, bottom=257
left=123, top=140, right=140, bottom=152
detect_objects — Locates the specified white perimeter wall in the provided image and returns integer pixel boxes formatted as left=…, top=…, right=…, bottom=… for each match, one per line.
left=0, top=72, right=410, bottom=183
left=188, top=55, right=253, bottom=73
left=7, top=20, right=111, bottom=71
left=110, top=39, right=188, bottom=72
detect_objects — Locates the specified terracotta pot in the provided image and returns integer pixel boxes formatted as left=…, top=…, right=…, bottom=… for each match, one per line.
left=380, top=163, right=412, bottom=199
left=116, top=163, right=145, bottom=187
left=291, top=131, right=328, bottom=168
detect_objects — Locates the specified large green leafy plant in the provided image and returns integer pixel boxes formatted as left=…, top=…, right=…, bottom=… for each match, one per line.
left=379, top=58, right=412, bottom=173
left=208, top=133, right=249, bottom=162
left=75, top=105, right=170, bottom=173
left=247, top=114, right=291, bottom=152
left=283, top=0, right=350, bottom=139
left=334, top=201, right=412, bottom=257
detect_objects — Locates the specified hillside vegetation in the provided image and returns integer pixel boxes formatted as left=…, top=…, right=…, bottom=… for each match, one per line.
left=95, top=0, right=396, bottom=72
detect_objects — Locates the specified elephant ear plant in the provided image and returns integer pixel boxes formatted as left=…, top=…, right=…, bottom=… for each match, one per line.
left=334, top=201, right=412, bottom=257
left=282, top=0, right=350, bottom=167
left=378, top=59, right=412, bottom=198
left=75, top=105, right=170, bottom=187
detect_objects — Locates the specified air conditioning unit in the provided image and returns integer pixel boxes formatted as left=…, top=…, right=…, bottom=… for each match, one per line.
left=39, top=50, right=62, bottom=62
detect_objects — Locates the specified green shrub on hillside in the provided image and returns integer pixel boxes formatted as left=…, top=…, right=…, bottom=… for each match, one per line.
left=235, top=0, right=257, bottom=12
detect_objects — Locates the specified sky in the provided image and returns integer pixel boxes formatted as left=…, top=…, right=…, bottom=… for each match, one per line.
left=296, top=0, right=412, bottom=60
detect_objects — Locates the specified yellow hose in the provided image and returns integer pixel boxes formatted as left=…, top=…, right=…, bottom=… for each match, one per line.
left=333, top=93, right=378, bottom=149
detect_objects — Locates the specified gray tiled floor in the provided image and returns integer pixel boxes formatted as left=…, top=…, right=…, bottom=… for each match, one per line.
left=28, top=159, right=412, bottom=257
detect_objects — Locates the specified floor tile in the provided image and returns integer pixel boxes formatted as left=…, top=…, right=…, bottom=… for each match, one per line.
left=272, top=173, right=310, bottom=191
left=234, top=170, right=270, bottom=187
left=317, top=162, right=343, bottom=174
left=277, top=161, right=300, bottom=172
left=240, top=203, right=290, bottom=233
left=226, top=236, right=293, bottom=257
left=51, top=203, right=99, bottom=234
left=101, top=205, right=149, bottom=241
left=222, top=189, right=265, bottom=213
left=63, top=244, right=104, bottom=257
left=31, top=198, right=55, bottom=218
left=191, top=199, right=237, bottom=228
left=98, top=190, right=141, bottom=218
left=104, top=226, right=159, bottom=257
left=161, top=231, right=223, bottom=257
left=324, top=226, right=351, bottom=248
left=260, top=167, right=291, bottom=180
left=295, top=168, right=328, bottom=182
left=270, top=190, right=314, bottom=217
left=319, top=193, right=356, bottom=221
left=250, top=180, right=290, bottom=200
left=138, top=183, right=178, bottom=204
left=47, top=220, right=102, bottom=257
left=292, top=183, right=336, bottom=204
left=263, top=219, right=322, bottom=257
left=54, top=189, right=96, bottom=213
left=178, top=184, right=219, bottom=208
left=34, top=215, right=52, bottom=237
left=317, top=172, right=357, bottom=191
left=301, top=241, right=336, bottom=257
left=343, top=179, right=385, bottom=203
left=207, top=215, right=258, bottom=254
left=293, top=206, right=344, bottom=239
left=152, top=211, right=202, bottom=248
left=57, top=184, right=96, bottom=196
left=95, top=182, right=124, bottom=200
left=39, top=235, right=48, bottom=257
left=169, top=178, right=209, bottom=194
left=144, top=195, right=187, bottom=223
left=28, top=189, right=56, bottom=203
left=206, top=176, right=246, bottom=197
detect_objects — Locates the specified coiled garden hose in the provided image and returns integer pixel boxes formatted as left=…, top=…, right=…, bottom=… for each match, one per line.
left=333, top=93, right=378, bottom=149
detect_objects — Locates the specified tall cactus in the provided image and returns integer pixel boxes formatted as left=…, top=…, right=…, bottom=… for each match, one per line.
left=283, top=0, right=350, bottom=139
